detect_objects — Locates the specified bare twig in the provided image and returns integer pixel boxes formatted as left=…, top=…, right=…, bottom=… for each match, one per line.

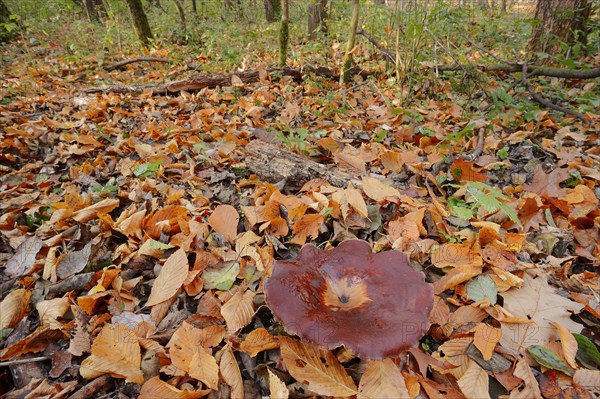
left=521, top=62, right=591, bottom=124
left=461, top=34, right=514, bottom=65
left=67, top=376, right=112, bottom=399
left=104, top=57, right=171, bottom=71
left=0, top=357, right=49, bottom=367
left=357, top=29, right=395, bottom=63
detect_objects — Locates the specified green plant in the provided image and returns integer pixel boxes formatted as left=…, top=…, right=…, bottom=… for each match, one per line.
left=276, top=127, right=309, bottom=152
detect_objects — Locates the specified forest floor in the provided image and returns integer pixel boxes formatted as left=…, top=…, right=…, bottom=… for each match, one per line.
left=1, top=16, right=600, bottom=399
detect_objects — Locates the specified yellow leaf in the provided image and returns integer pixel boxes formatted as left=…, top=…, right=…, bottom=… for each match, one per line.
left=208, top=205, right=239, bottom=242
left=239, top=328, right=279, bottom=357
left=551, top=321, right=579, bottom=369
left=146, top=249, right=189, bottom=307
left=219, top=346, right=243, bottom=399
left=0, top=289, right=30, bottom=330
left=80, top=323, right=143, bottom=384
left=268, top=369, right=289, bottom=399
left=220, top=289, right=255, bottom=334
left=346, top=186, right=368, bottom=218
left=358, top=358, right=410, bottom=399
left=457, top=360, right=489, bottom=399
left=362, top=176, right=400, bottom=202
left=473, top=323, right=501, bottom=361
left=279, top=337, right=357, bottom=397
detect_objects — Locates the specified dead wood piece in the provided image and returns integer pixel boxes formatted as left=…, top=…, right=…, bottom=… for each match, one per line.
left=245, top=140, right=359, bottom=191
left=67, top=375, right=112, bottom=399
left=104, top=57, right=171, bottom=71
left=437, top=64, right=600, bottom=79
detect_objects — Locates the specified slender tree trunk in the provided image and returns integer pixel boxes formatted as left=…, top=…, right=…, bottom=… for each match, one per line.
left=279, top=0, right=289, bottom=66
left=264, top=0, right=281, bottom=22
left=84, top=0, right=106, bottom=22
left=173, top=0, right=187, bottom=30
left=308, top=0, right=328, bottom=40
left=339, top=0, right=360, bottom=84
left=0, top=0, right=19, bottom=41
left=124, top=0, right=154, bottom=46
left=529, top=0, right=592, bottom=56
left=191, top=0, right=197, bottom=14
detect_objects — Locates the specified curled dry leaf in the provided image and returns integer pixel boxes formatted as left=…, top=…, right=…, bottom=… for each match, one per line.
left=511, top=358, right=542, bottom=399
left=79, top=323, right=144, bottom=384
left=551, top=321, right=579, bottom=370
left=139, top=376, right=211, bottom=399
left=268, top=368, right=289, bottom=399
left=208, top=204, right=239, bottom=242
left=36, top=296, right=71, bottom=329
left=0, top=327, right=65, bottom=361
left=57, top=242, right=93, bottom=280
left=358, top=358, right=410, bottom=399
left=5, top=235, right=43, bottom=277
left=239, top=327, right=279, bottom=357
left=146, top=248, right=189, bottom=307
left=220, top=289, right=255, bottom=334
left=279, top=337, right=357, bottom=397
left=72, top=198, right=120, bottom=223
left=219, top=345, right=244, bottom=399
left=0, top=288, right=31, bottom=330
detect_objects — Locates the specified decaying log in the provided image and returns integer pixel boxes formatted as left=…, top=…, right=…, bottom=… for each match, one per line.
left=245, top=140, right=359, bottom=191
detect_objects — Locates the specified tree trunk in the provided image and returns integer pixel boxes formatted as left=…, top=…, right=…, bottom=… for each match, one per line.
left=84, top=0, right=106, bottom=22
left=173, top=0, right=187, bottom=30
left=264, top=0, right=281, bottom=22
left=308, top=0, right=328, bottom=40
left=191, top=0, right=197, bottom=14
left=0, top=0, right=19, bottom=42
left=529, top=0, right=592, bottom=56
left=339, top=0, right=360, bottom=84
left=0, top=0, right=12, bottom=23
left=124, top=0, right=154, bottom=46
left=279, top=0, right=289, bottom=66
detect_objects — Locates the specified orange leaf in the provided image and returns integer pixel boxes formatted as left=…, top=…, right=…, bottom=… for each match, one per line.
left=144, top=205, right=190, bottom=239
left=473, top=323, right=501, bottom=361
left=72, top=198, right=120, bottom=223
left=80, top=323, right=143, bottom=384
left=146, top=249, right=189, bottom=307
left=433, top=265, right=481, bottom=295
left=358, top=358, right=410, bottom=399
left=139, top=377, right=210, bottom=399
left=551, top=321, right=578, bottom=369
left=290, top=213, right=323, bottom=245
left=208, top=204, right=239, bottom=242
left=220, top=289, right=255, bottom=334
left=0, top=288, right=31, bottom=330
left=189, top=347, right=219, bottom=390
left=431, top=243, right=483, bottom=269
left=457, top=361, right=490, bottom=399
left=219, top=346, right=243, bottom=399
left=362, top=176, right=400, bottom=202
left=279, top=337, right=357, bottom=397
left=239, top=328, right=279, bottom=357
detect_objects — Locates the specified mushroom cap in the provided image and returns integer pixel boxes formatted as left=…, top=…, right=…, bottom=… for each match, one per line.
left=265, top=239, right=433, bottom=360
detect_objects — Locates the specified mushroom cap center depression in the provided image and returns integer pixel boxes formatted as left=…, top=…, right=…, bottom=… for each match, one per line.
left=322, top=276, right=372, bottom=311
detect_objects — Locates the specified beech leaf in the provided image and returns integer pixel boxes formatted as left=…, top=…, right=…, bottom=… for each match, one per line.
left=146, top=248, right=189, bottom=307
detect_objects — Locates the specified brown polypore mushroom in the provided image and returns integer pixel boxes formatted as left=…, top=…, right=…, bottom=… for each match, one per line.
left=265, top=239, right=433, bottom=360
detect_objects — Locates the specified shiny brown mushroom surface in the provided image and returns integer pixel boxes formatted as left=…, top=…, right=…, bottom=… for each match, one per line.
left=265, top=239, right=433, bottom=359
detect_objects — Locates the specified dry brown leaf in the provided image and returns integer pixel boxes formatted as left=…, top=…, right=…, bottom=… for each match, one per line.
left=36, top=296, right=70, bottom=329
left=290, top=213, right=323, bottom=245
left=431, top=243, right=483, bottom=269
left=80, top=323, right=143, bottom=384
left=168, top=321, right=220, bottom=376
left=72, top=198, right=120, bottom=223
left=239, top=328, right=279, bottom=357
left=433, top=264, right=481, bottom=295
left=189, top=346, right=219, bottom=390
left=139, top=376, right=211, bottom=399
left=208, top=204, right=239, bottom=242
left=362, top=176, right=400, bottom=202
left=268, top=369, right=289, bottom=399
left=0, top=288, right=31, bottom=330
left=220, top=289, right=255, bottom=334
left=573, top=369, right=600, bottom=392
left=500, top=272, right=583, bottom=354
left=144, top=205, right=190, bottom=239
left=473, top=324, right=502, bottom=361
left=510, top=358, right=541, bottom=399
left=219, top=346, right=244, bottom=399
left=279, top=336, right=357, bottom=397
left=551, top=321, right=579, bottom=369
left=146, top=248, right=189, bottom=307
left=5, top=235, right=43, bottom=277
left=0, top=327, right=64, bottom=360
left=56, top=242, right=92, bottom=280
left=357, top=358, right=410, bottom=399
left=457, top=360, right=490, bottom=399
left=346, top=186, right=368, bottom=218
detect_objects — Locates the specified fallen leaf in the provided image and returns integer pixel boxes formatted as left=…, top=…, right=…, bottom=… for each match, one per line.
left=239, top=328, right=279, bottom=357
left=80, top=323, right=143, bottom=384
left=268, top=369, right=289, bottom=399
left=139, top=376, right=210, bottom=399
left=358, top=358, right=410, bottom=399
left=5, top=235, right=43, bottom=277
left=56, top=242, right=92, bottom=280
left=146, top=248, right=189, bottom=307
left=189, top=346, right=219, bottom=389
left=219, top=346, right=244, bottom=399
left=362, top=176, right=400, bottom=202
left=36, top=296, right=70, bottom=328
left=220, top=289, right=255, bottom=334
left=279, top=337, right=357, bottom=397
left=208, top=204, right=239, bottom=242
left=457, top=360, right=490, bottom=399
left=72, top=198, right=120, bottom=223
left=0, top=288, right=31, bottom=330
left=551, top=321, right=579, bottom=369
left=473, top=323, right=501, bottom=361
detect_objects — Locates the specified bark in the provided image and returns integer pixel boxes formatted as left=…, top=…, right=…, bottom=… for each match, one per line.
left=279, top=0, right=289, bottom=66
left=0, top=0, right=12, bottom=24
left=173, top=0, right=187, bottom=31
left=191, top=0, right=197, bottom=14
left=529, top=0, right=592, bottom=56
left=84, top=0, right=106, bottom=22
left=124, top=0, right=154, bottom=46
left=0, top=0, right=18, bottom=42
left=340, top=0, right=360, bottom=84
left=308, top=0, right=328, bottom=40
left=264, top=0, right=281, bottom=22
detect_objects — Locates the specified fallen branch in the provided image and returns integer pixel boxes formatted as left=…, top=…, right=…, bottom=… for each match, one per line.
left=520, top=62, right=591, bottom=124
left=436, top=64, right=600, bottom=79
left=0, top=356, right=49, bottom=367
left=357, top=29, right=395, bottom=63
left=104, top=57, right=171, bottom=71
left=67, top=376, right=112, bottom=399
